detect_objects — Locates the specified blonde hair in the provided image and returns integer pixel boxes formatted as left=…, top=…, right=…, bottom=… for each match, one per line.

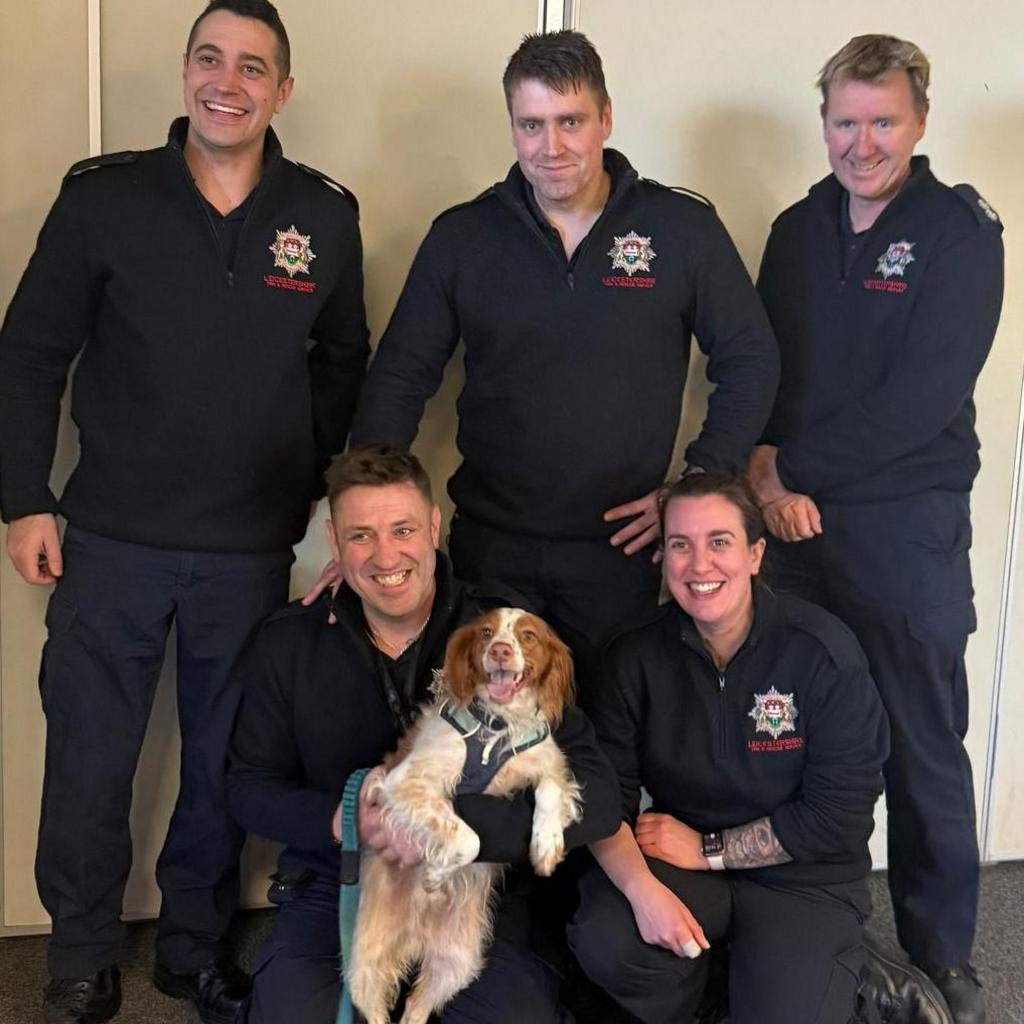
left=817, top=34, right=930, bottom=112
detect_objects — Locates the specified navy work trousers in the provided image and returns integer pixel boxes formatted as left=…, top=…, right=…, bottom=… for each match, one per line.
left=243, top=873, right=571, bottom=1024
left=35, top=525, right=292, bottom=977
left=768, top=490, right=979, bottom=967
left=448, top=514, right=661, bottom=693
left=570, top=858, right=870, bottom=1024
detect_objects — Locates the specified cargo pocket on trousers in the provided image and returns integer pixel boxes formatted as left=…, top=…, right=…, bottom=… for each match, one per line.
left=906, top=600, right=976, bottom=644
left=816, top=945, right=863, bottom=1023
left=907, top=600, right=975, bottom=737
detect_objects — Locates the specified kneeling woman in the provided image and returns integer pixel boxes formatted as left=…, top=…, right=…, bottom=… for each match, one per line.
left=571, top=474, right=888, bottom=1024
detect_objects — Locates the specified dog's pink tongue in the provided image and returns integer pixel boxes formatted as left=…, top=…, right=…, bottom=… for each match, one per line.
left=487, top=671, right=520, bottom=704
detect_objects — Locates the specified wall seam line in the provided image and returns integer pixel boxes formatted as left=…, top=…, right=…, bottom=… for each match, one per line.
left=88, top=0, right=102, bottom=156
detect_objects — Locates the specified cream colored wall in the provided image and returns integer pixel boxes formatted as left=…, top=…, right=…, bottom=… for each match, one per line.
left=581, top=0, right=1024, bottom=866
left=0, top=0, right=536, bottom=929
left=990, top=437, right=1024, bottom=857
left=1, top=0, right=1022, bottom=933
left=0, top=3, right=91, bottom=929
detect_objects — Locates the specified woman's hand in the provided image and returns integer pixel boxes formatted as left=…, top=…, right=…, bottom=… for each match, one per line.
left=635, top=812, right=708, bottom=870
left=624, top=873, right=709, bottom=958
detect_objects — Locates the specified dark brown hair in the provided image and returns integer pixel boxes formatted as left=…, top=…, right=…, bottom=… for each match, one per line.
left=658, top=472, right=766, bottom=546
left=186, top=0, right=291, bottom=79
left=325, top=445, right=433, bottom=512
left=502, top=30, right=608, bottom=112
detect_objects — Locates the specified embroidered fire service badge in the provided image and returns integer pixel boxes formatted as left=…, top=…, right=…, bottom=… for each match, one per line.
left=875, top=240, right=915, bottom=280
left=269, top=225, right=316, bottom=278
left=607, top=231, right=656, bottom=276
left=748, top=686, right=799, bottom=740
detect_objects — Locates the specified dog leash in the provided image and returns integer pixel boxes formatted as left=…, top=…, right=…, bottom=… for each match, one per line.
left=337, top=767, right=370, bottom=1024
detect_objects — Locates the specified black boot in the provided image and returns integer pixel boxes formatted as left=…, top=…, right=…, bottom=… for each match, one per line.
left=153, top=958, right=250, bottom=1024
left=858, top=939, right=953, bottom=1024
left=925, top=964, right=986, bottom=1024
left=41, top=965, right=122, bottom=1024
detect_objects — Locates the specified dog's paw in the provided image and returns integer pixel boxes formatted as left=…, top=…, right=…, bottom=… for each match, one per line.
left=448, top=821, right=481, bottom=868
left=422, top=863, right=453, bottom=892
left=529, top=825, right=565, bottom=876
left=422, top=821, right=480, bottom=887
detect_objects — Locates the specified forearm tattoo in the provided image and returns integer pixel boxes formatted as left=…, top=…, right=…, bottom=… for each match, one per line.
left=722, top=816, right=793, bottom=870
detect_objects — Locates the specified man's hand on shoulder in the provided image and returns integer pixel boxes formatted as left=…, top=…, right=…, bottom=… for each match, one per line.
left=302, top=558, right=342, bottom=623
left=6, top=513, right=63, bottom=584
left=604, top=488, right=661, bottom=558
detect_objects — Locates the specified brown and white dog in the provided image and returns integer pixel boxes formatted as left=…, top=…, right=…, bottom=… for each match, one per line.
left=345, top=608, right=582, bottom=1024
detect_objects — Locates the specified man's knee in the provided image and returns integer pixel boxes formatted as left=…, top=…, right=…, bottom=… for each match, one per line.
left=442, top=937, right=565, bottom=1024
left=245, top=943, right=340, bottom=1024
left=569, top=867, right=662, bottom=992
left=245, top=889, right=341, bottom=1024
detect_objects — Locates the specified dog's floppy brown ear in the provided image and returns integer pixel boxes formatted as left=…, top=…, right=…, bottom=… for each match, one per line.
left=443, top=621, right=482, bottom=706
left=536, top=622, right=575, bottom=727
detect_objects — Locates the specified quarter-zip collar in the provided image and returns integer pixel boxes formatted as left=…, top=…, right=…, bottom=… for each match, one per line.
left=808, top=154, right=933, bottom=237
left=674, top=584, right=779, bottom=669
left=165, top=115, right=284, bottom=176
left=165, top=116, right=283, bottom=288
left=329, top=553, right=460, bottom=730
left=491, top=148, right=639, bottom=263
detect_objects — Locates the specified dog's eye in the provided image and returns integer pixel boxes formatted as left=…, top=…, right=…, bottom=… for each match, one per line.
left=520, top=630, right=537, bottom=643
left=480, top=627, right=494, bottom=639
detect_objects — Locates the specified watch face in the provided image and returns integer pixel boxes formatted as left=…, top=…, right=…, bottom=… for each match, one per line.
left=702, top=832, right=725, bottom=857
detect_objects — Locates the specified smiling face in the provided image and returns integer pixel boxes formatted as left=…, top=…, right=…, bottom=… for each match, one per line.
left=327, top=482, right=441, bottom=636
left=663, top=494, right=766, bottom=644
left=182, top=9, right=293, bottom=162
left=822, top=70, right=926, bottom=227
left=443, top=608, right=575, bottom=724
left=509, top=78, right=612, bottom=213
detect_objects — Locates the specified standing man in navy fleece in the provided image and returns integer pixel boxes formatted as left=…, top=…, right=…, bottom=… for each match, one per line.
left=748, top=35, right=1003, bottom=1024
left=349, top=30, right=778, bottom=679
left=0, top=2, right=368, bottom=1021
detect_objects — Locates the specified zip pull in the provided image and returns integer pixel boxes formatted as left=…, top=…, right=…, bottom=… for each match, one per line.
left=567, top=271, right=575, bottom=291
left=227, top=270, right=234, bottom=289
left=719, top=675, right=726, bottom=691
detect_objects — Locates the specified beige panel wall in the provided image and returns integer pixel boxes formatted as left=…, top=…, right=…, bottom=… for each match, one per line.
left=3, top=0, right=1022, bottom=934
left=582, top=0, right=1024, bottom=864
left=0, top=0, right=536, bottom=928
left=990, top=442, right=1024, bottom=857
left=0, top=3, right=91, bottom=928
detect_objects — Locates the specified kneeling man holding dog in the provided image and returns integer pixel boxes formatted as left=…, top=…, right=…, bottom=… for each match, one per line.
left=227, top=445, right=620, bottom=1024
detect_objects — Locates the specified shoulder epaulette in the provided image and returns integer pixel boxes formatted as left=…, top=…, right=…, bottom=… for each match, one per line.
left=642, top=178, right=714, bottom=209
left=952, top=184, right=1001, bottom=228
left=64, top=151, right=138, bottom=181
left=296, top=162, right=359, bottom=213
left=432, top=187, right=496, bottom=225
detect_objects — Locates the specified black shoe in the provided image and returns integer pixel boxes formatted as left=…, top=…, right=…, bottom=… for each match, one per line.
left=925, top=965, right=986, bottom=1024
left=859, top=939, right=953, bottom=1024
left=152, top=959, right=250, bottom=1024
left=41, top=966, right=121, bottom=1024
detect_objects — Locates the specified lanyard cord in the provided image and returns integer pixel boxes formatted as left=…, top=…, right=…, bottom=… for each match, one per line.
left=336, top=767, right=370, bottom=1024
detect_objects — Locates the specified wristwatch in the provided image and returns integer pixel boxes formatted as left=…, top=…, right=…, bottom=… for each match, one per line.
left=701, top=831, right=726, bottom=871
